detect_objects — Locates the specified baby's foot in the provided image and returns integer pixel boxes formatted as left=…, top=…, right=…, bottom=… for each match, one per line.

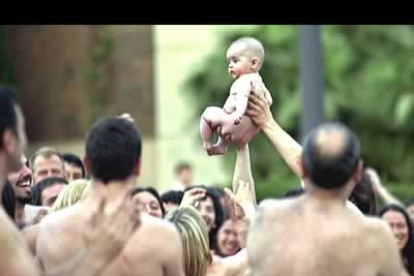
left=207, top=143, right=228, bottom=156
left=233, top=114, right=243, bottom=125
left=203, top=141, right=212, bottom=151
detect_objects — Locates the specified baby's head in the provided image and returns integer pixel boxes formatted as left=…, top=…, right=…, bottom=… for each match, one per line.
left=226, top=37, right=264, bottom=79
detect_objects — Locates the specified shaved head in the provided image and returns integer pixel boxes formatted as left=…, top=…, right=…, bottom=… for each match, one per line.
left=302, top=123, right=361, bottom=189
left=230, top=37, right=265, bottom=68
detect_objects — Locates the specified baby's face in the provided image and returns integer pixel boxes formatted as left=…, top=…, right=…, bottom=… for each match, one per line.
left=226, top=43, right=253, bottom=79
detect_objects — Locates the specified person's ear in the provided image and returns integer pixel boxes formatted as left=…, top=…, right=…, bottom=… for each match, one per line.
left=251, top=58, right=260, bottom=71
left=2, top=129, right=17, bottom=155
left=300, top=158, right=308, bottom=180
left=83, top=155, right=91, bottom=175
left=132, top=157, right=141, bottom=176
left=353, top=159, right=364, bottom=183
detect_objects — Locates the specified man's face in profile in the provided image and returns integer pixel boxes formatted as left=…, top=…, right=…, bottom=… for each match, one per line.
left=5, top=106, right=27, bottom=173
left=8, top=156, right=33, bottom=204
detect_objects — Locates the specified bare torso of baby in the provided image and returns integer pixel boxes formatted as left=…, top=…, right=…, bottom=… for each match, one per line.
left=224, top=73, right=271, bottom=114
left=200, top=73, right=272, bottom=155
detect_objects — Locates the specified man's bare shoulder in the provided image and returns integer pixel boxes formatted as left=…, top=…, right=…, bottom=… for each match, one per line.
left=248, top=198, right=298, bottom=232
left=257, top=198, right=298, bottom=215
left=0, top=210, right=22, bottom=248
left=349, top=216, right=396, bottom=252
left=361, top=216, right=407, bottom=274
left=135, top=213, right=179, bottom=240
left=39, top=204, right=81, bottom=232
left=362, top=216, right=394, bottom=238
left=120, top=214, right=183, bottom=270
left=0, top=211, right=38, bottom=276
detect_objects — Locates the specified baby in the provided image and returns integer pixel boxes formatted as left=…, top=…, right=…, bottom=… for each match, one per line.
left=200, top=37, right=273, bottom=155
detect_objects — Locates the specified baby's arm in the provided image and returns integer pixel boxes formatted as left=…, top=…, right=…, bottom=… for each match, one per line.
left=223, top=95, right=234, bottom=114
left=263, top=85, right=273, bottom=106
left=254, top=75, right=273, bottom=106
left=234, top=76, right=252, bottom=124
left=262, top=81, right=273, bottom=106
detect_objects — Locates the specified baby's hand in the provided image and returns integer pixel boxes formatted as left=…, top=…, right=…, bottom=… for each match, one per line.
left=233, top=114, right=243, bottom=125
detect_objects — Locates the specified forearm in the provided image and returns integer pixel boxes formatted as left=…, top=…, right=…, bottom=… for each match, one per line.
left=261, top=119, right=304, bottom=178
left=376, top=185, right=404, bottom=207
left=232, top=144, right=256, bottom=204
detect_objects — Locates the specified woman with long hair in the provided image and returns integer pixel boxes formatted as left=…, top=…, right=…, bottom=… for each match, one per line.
left=379, top=204, right=414, bottom=275
left=131, top=186, right=166, bottom=218
left=182, top=185, right=224, bottom=253
left=165, top=206, right=211, bottom=276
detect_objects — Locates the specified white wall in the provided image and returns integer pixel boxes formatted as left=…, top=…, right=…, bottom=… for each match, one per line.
left=153, top=25, right=259, bottom=192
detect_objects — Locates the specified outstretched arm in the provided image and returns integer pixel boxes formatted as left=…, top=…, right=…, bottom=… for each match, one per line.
left=214, top=145, right=256, bottom=276
left=232, top=144, right=256, bottom=204
left=225, top=145, right=257, bottom=247
left=247, top=92, right=304, bottom=179
left=366, top=168, right=404, bottom=207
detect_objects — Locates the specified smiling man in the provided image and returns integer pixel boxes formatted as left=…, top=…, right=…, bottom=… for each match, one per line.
left=7, top=155, right=34, bottom=229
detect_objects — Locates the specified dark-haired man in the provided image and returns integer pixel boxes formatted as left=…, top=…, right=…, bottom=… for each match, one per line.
left=62, top=153, right=85, bottom=182
left=0, top=86, right=140, bottom=276
left=36, top=117, right=184, bottom=276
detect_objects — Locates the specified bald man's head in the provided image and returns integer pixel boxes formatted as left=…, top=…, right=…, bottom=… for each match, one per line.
left=302, top=123, right=361, bottom=189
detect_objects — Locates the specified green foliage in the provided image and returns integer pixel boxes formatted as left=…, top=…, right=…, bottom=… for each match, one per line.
left=185, top=25, right=414, bottom=190
left=0, top=26, right=15, bottom=86
left=386, top=182, right=414, bottom=205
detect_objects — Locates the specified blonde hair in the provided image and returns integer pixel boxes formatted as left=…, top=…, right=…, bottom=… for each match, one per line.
left=51, top=179, right=90, bottom=211
left=165, top=206, right=211, bottom=276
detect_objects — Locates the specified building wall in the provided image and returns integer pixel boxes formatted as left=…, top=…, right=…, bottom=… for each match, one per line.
left=8, top=25, right=157, bottom=186
left=7, top=25, right=260, bottom=190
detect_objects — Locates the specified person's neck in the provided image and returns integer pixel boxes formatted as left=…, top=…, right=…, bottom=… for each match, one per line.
left=85, top=177, right=136, bottom=212
left=304, top=181, right=349, bottom=205
left=14, top=201, right=25, bottom=222
left=0, top=157, right=6, bottom=206
left=182, top=181, right=192, bottom=188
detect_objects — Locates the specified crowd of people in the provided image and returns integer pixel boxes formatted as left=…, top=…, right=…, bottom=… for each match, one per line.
left=1, top=81, right=414, bottom=276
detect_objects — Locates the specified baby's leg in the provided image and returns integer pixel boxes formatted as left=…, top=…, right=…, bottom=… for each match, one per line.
left=200, top=116, right=214, bottom=149
left=207, top=135, right=230, bottom=156
left=221, top=115, right=260, bottom=146
left=200, top=107, right=228, bottom=150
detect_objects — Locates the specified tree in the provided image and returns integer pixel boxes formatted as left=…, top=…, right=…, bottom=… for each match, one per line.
left=185, top=25, right=414, bottom=190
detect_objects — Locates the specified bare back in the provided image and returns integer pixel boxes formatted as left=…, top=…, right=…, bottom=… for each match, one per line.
left=36, top=201, right=184, bottom=276
left=0, top=209, right=38, bottom=276
left=247, top=196, right=408, bottom=276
